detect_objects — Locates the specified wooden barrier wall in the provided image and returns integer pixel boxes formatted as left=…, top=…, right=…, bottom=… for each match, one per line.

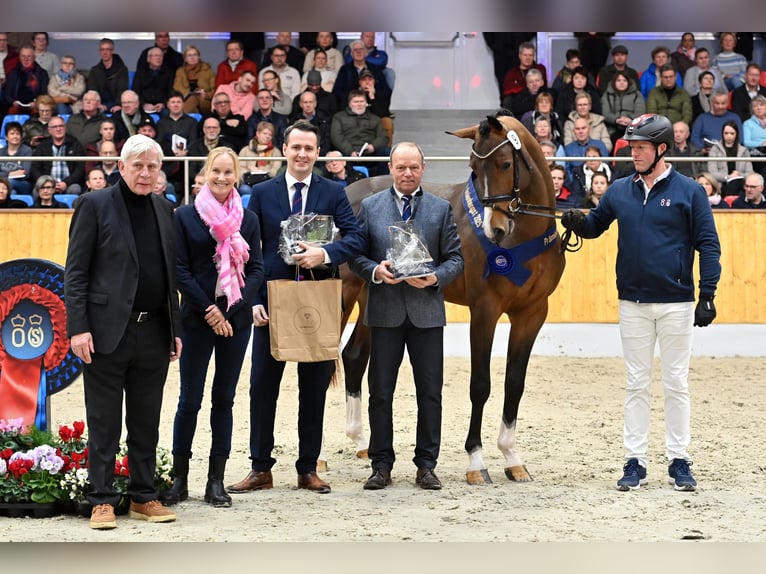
left=2, top=210, right=765, bottom=323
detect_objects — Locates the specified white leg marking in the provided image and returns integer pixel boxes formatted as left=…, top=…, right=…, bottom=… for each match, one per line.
left=497, top=420, right=523, bottom=468
left=467, top=448, right=487, bottom=472
left=345, top=394, right=368, bottom=452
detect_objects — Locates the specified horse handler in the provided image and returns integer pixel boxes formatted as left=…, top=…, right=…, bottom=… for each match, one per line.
left=350, top=142, right=463, bottom=490
left=561, top=114, right=721, bottom=492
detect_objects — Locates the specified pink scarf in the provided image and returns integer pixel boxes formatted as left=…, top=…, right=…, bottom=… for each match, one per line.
left=194, top=183, right=250, bottom=310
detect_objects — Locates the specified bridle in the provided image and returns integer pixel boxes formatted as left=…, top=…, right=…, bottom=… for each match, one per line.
left=470, top=127, right=582, bottom=252
left=470, top=128, right=560, bottom=220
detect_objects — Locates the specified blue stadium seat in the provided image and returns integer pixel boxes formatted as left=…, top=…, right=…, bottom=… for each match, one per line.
left=352, top=165, right=369, bottom=177
left=58, top=114, right=71, bottom=123
left=188, top=113, right=202, bottom=122
left=1, top=114, right=31, bottom=140
left=165, top=193, right=176, bottom=204
left=128, top=70, right=135, bottom=89
left=56, top=194, right=78, bottom=208
left=149, top=113, right=160, bottom=124
left=240, top=193, right=250, bottom=207
left=10, top=194, right=33, bottom=206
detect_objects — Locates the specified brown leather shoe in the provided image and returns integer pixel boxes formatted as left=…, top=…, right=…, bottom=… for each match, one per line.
left=128, top=500, right=176, bottom=523
left=297, top=472, right=331, bottom=493
left=363, top=468, right=392, bottom=490
left=416, top=467, right=442, bottom=490
left=225, top=470, right=273, bottom=493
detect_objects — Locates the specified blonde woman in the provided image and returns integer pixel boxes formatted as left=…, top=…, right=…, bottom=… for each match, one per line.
left=163, top=146, right=264, bottom=508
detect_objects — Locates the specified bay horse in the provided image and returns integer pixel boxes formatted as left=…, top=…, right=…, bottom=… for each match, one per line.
left=337, top=112, right=568, bottom=484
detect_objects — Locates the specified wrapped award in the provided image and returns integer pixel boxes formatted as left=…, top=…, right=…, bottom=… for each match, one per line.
left=278, top=213, right=336, bottom=264
left=386, top=221, right=434, bottom=278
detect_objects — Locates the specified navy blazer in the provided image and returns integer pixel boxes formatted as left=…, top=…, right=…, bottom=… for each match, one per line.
left=174, top=204, right=264, bottom=332
left=246, top=172, right=365, bottom=309
left=350, top=188, right=463, bottom=329
left=65, top=182, right=182, bottom=354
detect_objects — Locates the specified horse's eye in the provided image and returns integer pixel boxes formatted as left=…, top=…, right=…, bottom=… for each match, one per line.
left=502, top=161, right=511, bottom=170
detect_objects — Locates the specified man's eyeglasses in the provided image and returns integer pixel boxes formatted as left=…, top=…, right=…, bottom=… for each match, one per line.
left=214, top=100, right=230, bottom=105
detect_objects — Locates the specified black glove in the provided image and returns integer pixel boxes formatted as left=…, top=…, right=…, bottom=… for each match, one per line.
left=694, top=295, right=716, bottom=327
left=561, top=208, right=587, bottom=235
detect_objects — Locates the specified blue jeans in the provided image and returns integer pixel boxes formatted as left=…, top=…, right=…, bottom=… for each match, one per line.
left=172, top=324, right=251, bottom=459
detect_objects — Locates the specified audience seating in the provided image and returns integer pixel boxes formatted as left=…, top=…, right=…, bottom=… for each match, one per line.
left=1, top=114, right=31, bottom=140
left=56, top=194, right=79, bottom=207
left=10, top=194, right=33, bottom=206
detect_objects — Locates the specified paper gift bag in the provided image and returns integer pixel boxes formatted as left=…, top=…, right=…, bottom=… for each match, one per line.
left=267, top=278, right=342, bottom=362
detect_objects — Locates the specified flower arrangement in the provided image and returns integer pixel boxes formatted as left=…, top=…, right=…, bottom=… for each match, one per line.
left=0, top=418, right=172, bottom=510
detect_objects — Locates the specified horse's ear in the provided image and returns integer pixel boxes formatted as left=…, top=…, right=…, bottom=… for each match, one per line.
left=487, top=116, right=504, bottom=132
left=446, top=125, right=479, bottom=141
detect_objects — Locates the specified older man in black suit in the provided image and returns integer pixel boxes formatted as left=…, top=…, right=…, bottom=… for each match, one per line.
left=350, top=142, right=463, bottom=490
left=226, top=120, right=364, bottom=495
left=65, top=134, right=182, bottom=529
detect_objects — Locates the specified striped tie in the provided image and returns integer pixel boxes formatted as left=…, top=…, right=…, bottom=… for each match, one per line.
left=292, top=182, right=304, bottom=215
left=401, top=195, right=411, bottom=221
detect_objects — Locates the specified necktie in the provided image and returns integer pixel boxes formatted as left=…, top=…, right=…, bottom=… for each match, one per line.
left=292, top=182, right=304, bottom=215
left=401, top=195, right=412, bottom=221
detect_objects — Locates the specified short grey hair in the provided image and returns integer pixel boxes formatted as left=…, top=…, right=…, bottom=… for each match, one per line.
left=120, top=134, right=164, bottom=163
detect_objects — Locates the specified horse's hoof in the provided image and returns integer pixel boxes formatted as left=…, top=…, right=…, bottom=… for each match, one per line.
left=355, top=449, right=369, bottom=459
left=466, top=469, right=493, bottom=485
left=316, top=460, right=328, bottom=473
left=505, top=465, right=533, bottom=482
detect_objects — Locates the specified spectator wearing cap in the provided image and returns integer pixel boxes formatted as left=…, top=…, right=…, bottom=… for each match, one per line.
left=292, top=70, right=337, bottom=118
left=358, top=68, right=393, bottom=146
left=332, top=40, right=389, bottom=111
left=597, top=45, right=640, bottom=95
left=137, top=115, right=159, bottom=139
left=300, top=48, right=337, bottom=93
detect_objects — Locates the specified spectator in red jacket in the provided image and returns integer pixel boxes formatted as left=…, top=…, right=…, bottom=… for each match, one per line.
left=501, top=42, right=547, bottom=101
left=215, top=39, right=258, bottom=94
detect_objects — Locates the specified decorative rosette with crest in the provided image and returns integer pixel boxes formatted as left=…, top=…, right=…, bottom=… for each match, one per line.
left=0, top=259, right=82, bottom=431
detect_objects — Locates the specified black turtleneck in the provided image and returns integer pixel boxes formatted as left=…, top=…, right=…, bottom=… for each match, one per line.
left=119, top=180, right=167, bottom=312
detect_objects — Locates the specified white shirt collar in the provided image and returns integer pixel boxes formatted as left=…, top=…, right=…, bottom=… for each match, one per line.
left=285, top=172, right=312, bottom=192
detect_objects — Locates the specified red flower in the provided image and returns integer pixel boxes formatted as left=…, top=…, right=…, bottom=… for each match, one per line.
left=8, top=458, right=34, bottom=479
left=114, top=455, right=130, bottom=477
left=0, top=448, right=13, bottom=460
left=73, top=420, right=85, bottom=439
left=58, top=425, right=73, bottom=441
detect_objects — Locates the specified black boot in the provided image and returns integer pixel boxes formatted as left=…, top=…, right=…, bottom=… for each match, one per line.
left=204, top=456, right=232, bottom=508
left=159, top=455, right=189, bottom=506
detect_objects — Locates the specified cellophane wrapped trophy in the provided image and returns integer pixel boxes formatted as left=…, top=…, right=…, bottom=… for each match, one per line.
left=387, top=221, right=434, bottom=278
left=278, top=213, right=336, bottom=265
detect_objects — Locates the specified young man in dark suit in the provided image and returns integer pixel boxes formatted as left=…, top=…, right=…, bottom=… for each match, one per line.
left=226, top=120, right=364, bottom=495
left=350, top=142, right=464, bottom=490
left=65, top=134, right=182, bottom=529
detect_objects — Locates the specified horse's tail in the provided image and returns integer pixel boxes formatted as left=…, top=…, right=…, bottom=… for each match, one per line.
left=329, top=357, right=343, bottom=388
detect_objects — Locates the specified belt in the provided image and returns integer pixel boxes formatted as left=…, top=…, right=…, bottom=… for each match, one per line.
left=129, top=311, right=156, bottom=323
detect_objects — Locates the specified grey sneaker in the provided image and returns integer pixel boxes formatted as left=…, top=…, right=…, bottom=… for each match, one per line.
left=616, top=458, right=648, bottom=491
left=668, top=458, right=697, bottom=491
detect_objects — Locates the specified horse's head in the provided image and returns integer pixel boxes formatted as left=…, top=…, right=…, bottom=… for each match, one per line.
left=448, top=111, right=553, bottom=244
